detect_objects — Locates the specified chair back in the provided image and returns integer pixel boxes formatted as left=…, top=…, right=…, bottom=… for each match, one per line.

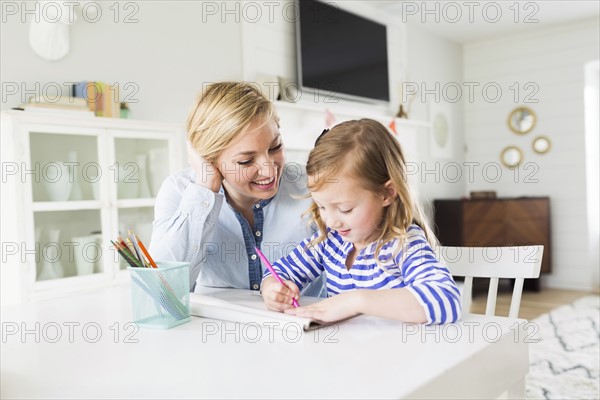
left=438, top=246, right=544, bottom=318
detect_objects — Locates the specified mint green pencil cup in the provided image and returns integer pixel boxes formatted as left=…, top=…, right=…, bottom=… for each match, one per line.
left=128, top=261, right=191, bottom=329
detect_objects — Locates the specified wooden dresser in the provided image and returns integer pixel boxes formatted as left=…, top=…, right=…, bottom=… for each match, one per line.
left=433, top=197, right=551, bottom=290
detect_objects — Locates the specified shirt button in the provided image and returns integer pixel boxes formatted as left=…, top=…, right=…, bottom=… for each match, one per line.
left=255, top=204, right=260, bottom=209
left=251, top=254, right=257, bottom=260
left=202, top=201, right=210, bottom=207
left=255, top=231, right=261, bottom=237
left=252, top=283, right=259, bottom=290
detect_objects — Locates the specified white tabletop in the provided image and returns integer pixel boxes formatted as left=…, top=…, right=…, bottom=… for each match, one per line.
left=1, top=285, right=529, bottom=399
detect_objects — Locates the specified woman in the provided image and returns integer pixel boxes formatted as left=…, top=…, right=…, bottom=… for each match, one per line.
left=149, top=82, right=324, bottom=295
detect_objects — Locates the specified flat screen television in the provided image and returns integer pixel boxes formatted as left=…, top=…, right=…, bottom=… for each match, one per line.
left=296, top=0, right=390, bottom=104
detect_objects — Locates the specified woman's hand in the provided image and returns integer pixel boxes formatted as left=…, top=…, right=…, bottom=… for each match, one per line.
left=261, top=276, right=300, bottom=312
left=283, top=291, right=362, bottom=323
left=186, top=140, right=223, bottom=193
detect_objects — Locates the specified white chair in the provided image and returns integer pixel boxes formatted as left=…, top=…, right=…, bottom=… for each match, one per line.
left=438, top=246, right=544, bottom=318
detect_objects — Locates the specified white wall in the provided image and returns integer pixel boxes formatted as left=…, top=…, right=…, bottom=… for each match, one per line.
left=0, top=1, right=243, bottom=123
left=405, top=24, right=466, bottom=208
left=463, top=18, right=600, bottom=291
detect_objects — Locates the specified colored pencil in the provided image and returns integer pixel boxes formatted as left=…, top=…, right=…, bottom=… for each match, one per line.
left=255, top=246, right=299, bottom=308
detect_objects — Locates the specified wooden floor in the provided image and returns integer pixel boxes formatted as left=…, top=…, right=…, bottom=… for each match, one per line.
left=470, top=287, right=597, bottom=320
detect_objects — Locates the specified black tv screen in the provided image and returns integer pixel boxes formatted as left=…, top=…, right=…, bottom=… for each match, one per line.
left=297, top=0, right=390, bottom=103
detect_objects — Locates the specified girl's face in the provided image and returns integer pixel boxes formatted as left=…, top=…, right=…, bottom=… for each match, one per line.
left=217, top=118, right=285, bottom=206
left=309, top=174, right=393, bottom=250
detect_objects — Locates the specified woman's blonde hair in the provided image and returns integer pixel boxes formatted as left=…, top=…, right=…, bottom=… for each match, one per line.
left=187, top=82, right=278, bottom=163
left=305, top=118, right=438, bottom=259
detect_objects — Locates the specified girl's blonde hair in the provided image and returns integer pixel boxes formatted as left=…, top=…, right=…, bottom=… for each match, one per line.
left=306, top=118, right=438, bottom=258
left=187, top=82, right=278, bottom=162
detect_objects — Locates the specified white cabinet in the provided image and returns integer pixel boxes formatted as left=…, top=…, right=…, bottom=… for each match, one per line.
left=1, top=111, right=183, bottom=305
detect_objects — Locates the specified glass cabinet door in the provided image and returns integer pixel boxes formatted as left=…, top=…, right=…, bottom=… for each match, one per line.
left=30, top=132, right=100, bottom=203
left=113, top=138, right=170, bottom=200
left=33, top=210, right=103, bottom=281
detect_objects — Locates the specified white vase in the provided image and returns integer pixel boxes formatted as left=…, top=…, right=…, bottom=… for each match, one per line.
left=93, top=234, right=103, bottom=273
left=35, top=226, right=43, bottom=273
left=117, top=163, right=138, bottom=199
left=148, top=148, right=169, bottom=197
left=136, top=154, right=151, bottom=198
left=43, top=162, right=73, bottom=202
left=73, top=234, right=101, bottom=276
left=67, top=151, right=83, bottom=201
left=38, top=228, right=64, bottom=280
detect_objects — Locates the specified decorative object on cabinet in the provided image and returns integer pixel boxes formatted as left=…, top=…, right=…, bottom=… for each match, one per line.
left=67, top=151, right=84, bottom=201
left=500, top=145, right=523, bottom=169
left=0, top=110, right=182, bottom=304
left=433, top=197, right=551, bottom=291
left=43, top=161, right=73, bottom=201
left=532, top=136, right=552, bottom=154
left=136, top=154, right=152, bottom=198
left=148, top=147, right=169, bottom=196
left=469, top=190, right=497, bottom=199
left=72, top=233, right=102, bottom=276
left=120, top=103, right=130, bottom=119
left=428, top=101, right=453, bottom=159
left=117, top=162, right=139, bottom=199
left=508, top=106, right=536, bottom=135
left=277, top=76, right=300, bottom=103
left=38, top=227, right=64, bottom=281
left=396, top=82, right=416, bottom=119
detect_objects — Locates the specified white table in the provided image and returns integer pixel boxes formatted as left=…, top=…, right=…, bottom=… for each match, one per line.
left=1, top=285, right=530, bottom=399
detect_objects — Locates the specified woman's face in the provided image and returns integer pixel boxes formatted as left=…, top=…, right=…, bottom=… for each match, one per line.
left=217, top=118, right=285, bottom=207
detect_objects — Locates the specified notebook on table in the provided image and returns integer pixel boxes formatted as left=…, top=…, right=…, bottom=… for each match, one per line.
left=190, top=288, right=335, bottom=331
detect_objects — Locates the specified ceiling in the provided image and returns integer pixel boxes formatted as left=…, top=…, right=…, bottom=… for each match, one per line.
left=369, top=1, right=600, bottom=43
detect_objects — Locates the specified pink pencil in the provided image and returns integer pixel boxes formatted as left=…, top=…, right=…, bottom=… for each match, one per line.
left=255, top=247, right=299, bottom=308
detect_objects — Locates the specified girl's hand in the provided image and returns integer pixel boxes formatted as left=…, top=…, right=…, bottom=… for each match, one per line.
left=283, top=292, right=362, bottom=323
left=261, top=276, right=300, bottom=312
left=186, top=140, right=223, bottom=193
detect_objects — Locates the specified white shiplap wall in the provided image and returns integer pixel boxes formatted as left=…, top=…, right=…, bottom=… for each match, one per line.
left=464, top=18, right=600, bottom=290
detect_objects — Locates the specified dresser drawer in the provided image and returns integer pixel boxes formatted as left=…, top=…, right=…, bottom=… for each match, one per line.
left=463, top=222, right=505, bottom=246
left=463, top=201, right=506, bottom=223
left=506, top=199, right=549, bottom=220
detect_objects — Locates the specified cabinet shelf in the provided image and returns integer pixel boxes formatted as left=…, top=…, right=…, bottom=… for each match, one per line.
left=114, top=198, right=156, bottom=208
left=32, top=200, right=103, bottom=212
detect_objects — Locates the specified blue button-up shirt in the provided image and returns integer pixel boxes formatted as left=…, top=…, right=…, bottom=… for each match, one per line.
left=149, top=164, right=326, bottom=296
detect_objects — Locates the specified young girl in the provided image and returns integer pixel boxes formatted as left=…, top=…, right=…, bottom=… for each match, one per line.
left=261, top=119, right=461, bottom=324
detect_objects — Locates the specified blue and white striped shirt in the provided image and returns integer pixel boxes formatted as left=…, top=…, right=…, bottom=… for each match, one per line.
left=264, top=224, right=461, bottom=324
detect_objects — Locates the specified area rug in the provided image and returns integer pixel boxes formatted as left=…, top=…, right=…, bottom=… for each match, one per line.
left=526, top=295, right=600, bottom=399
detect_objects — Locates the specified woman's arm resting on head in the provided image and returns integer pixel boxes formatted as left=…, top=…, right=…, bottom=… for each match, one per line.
left=149, top=172, right=224, bottom=291
left=186, top=140, right=223, bottom=193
